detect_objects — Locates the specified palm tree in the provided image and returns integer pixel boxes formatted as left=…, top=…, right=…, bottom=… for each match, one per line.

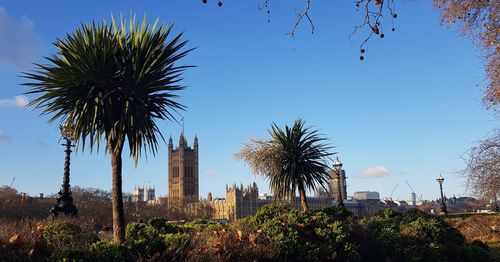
left=236, top=119, right=333, bottom=211
left=23, top=16, right=192, bottom=243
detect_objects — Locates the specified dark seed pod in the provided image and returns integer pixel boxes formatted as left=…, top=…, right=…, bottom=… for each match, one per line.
left=218, top=1, right=222, bottom=7
left=202, top=0, right=207, bottom=3
left=361, top=49, right=365, bottom=53
left=360, top=56, right=364, bottom=60
left=380, top=34, right=385, bottom=38
left=392, top=13, right=397, bottom=18
left=392, top=28, right=395, bottom=32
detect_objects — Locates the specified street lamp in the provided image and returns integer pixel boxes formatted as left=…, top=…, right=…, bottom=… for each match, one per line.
left=436, top=174, right=447, bottom=215
left=50, top=122, right=78, bottom=217
left=333, top=156, right=344, bottom=208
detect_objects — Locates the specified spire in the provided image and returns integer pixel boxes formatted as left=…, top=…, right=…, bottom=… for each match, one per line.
left=194, top=134, right=198, bottom=149
left=207, top=192, right=213, bottom=202
left=168, top=136, right=173, bottom=151
left=179, top=133, right=186, bottom=147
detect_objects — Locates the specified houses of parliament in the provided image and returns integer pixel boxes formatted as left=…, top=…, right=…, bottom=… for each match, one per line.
left=164, top=134, right=383, bottom=220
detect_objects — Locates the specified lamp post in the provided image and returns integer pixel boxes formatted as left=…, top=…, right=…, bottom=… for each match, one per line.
left=333, top=156, right=344, bottom=208
left=436, top=174, right=447, bottom=215
left=50, top=122, right=78, bottom=217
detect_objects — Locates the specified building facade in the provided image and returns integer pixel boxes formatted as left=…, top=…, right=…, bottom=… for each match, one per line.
left=168, top=134, right=199, bottom=208
left=133, top=187, right=155, bottom=202
left=206, top=183, right=259, bottom=220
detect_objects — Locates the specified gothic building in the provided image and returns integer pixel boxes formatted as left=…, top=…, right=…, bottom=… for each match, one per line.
left=206, top=183, right=259, bottom=220
left=168, top=134, right=199, bottom=208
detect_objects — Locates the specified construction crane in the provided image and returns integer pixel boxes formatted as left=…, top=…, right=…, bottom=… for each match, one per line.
left=405, top=180, right=420, bottom=206
left=9, top=177, right=15, bottom=187
left=390, top=183, right=398, bottom=198
left=405, top=180, right=416, bottom=195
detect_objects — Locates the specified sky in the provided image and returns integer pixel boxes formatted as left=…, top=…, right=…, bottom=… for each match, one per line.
left=0, top=0, right=497, bottom=202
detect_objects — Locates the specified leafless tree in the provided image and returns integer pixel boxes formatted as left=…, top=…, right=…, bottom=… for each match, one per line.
left=462, top=129, right=500, bottom=200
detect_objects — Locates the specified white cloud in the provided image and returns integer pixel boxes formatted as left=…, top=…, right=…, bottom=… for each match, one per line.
left=358, top=166, right=392, bottom=178
left=0, top=129, right=10, bottom=142
left=0, top=95, right=29, bottom=108
left=0, top=7, right=40, bottom=69
left=205, top=170, right=217, bottom=177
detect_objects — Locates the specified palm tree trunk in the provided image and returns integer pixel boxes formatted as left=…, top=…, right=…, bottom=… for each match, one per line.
left=298, top=186, right=309, bottom=211
left=110, top=142, right=125, bottom=243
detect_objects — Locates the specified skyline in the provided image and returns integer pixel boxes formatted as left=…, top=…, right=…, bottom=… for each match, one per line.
left=0, top=1, right=497, bottom=201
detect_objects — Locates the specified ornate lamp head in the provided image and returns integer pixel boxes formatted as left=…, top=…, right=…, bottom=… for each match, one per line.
left=436, top=174, right=444, bottom=185
left=333, top=156, right=343, bottom=171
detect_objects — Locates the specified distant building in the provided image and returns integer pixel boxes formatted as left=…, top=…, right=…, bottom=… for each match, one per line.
left=168, top=134, right=199, bottom=208
left=353, top=191, right=387, bottom=216
left=166, top=134, right=393, bottom=220
left=205, top=183, right=259, bottom=220
left=133, top=187, right=155, bottom=202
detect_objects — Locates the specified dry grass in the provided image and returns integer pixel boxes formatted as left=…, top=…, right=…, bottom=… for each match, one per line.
left=446, top=214, right=500, bottom=244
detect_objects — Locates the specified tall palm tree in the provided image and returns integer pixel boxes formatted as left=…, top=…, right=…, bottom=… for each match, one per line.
left=236, top=119, right=333, bottom=211
left=23, top=16, right=192, bottom=243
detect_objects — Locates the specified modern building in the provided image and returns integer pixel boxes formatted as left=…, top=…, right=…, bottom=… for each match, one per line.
left=167, top=134, right=199, bottom=208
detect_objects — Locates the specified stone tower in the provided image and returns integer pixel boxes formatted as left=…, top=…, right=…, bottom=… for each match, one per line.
left=168, top=134, right=199, bottom=208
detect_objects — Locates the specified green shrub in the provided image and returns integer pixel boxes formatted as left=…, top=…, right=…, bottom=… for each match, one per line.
left=361, top=209, right=493, bottom=262
left=125, top=222, right=147, bottom=241
left=163, top=233, right=191, bottom=260
left=90, top=241, right=131, bottom=262
left=148, top=217, right=179, bottom=234
left=50, top=248, right=91, bottom=262
left=250, top=204, right=360, bottom=261
left=42, top=221, right=98, bottom=259
left=181, top=218, right=223, bottom=232
left=125, top=219, right=181, bottom=259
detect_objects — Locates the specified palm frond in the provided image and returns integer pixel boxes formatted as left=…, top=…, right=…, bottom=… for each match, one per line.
left=23, top=15, right=193, bottom=165
left=236, top=119, right=335, bottom=202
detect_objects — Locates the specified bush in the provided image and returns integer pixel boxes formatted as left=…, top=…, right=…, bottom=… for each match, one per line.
left=42, top=221, right=98, bottom=260
left=181, top=219, right=223, bottom=232
left=163, top=233, right=191, bottom=260
left=249, top=204, right=360, bottom=261
left=90, top=241, right=131, bottom=262
left=360, top=209, right=493, bottom=261
left=125, top=221, right=165, bottom=259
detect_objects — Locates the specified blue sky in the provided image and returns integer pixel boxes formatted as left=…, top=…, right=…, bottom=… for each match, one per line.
left=0, top=0, right=497, bottom=201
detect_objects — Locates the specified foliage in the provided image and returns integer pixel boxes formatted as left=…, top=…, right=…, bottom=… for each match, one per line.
left=181, top=218, right=224, bottom=232
left=125, top=222, right=165, bottom=258
left=433, top=0, right=499, bottom=109
left=236, top=119, right=334, bottom=210
left=24, top=15, right=193, bottom=242
left=0, top=210, right=497, bottom=261
left=162, top=233, right=191, bottom=261
left=90, top=241, right=131, bottom=262
left=360, top=208, right=494, bottom=261
left=249, top=204, right=360, bottom=261
left=43, top=221, right=98, bottom=251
